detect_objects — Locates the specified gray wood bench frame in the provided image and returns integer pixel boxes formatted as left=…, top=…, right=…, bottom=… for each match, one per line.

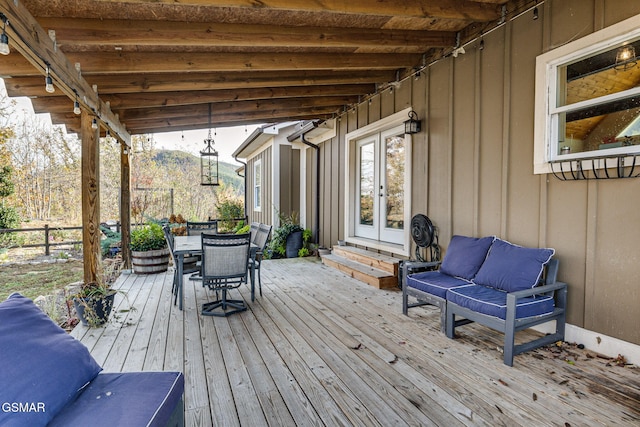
left=403, top=257, right=568, bottom=366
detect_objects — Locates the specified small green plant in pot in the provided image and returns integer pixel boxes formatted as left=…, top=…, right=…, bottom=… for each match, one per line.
left=130, top=222, right=170, bottom=274
left=267, top=212, right=312, bottom=258
left=70, top=259, right=122, bottom=327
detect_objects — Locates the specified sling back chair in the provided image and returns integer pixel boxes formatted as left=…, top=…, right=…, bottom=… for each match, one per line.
left=250, top=223, right=272, bottom=297
left=197, top=232, right=251, bottom=317
left=163, top=225, right=200, bottom=306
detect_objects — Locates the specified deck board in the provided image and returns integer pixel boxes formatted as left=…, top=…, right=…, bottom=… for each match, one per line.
left=72, top=257, right=640, bottom=426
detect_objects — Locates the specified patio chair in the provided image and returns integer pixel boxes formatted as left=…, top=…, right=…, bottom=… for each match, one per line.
left=198, top=232, right=251, bottom=317
left=249, top=222, right=260, bottom=244
left=163, top=225, right=200, bottom=305
left=250, top=223, right=272, bottom=296
left=186, top=220, right=218, bottom=236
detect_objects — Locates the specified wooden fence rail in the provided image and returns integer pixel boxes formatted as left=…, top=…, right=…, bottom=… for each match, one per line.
left=0, top=225, right=83, bottom=256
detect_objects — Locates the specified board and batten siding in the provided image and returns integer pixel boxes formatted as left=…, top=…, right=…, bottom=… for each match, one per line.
left=312, top=0, right=640, bottom=346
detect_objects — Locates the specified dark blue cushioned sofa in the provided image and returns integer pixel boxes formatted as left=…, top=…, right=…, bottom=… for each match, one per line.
left=402, top=235, right=568, bottom=366
left=0, top=293, right=185, bottom=426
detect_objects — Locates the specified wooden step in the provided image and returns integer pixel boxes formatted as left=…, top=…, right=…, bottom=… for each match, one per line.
left=321, top=253, right=398, bottom=289
left=331, top=245, right=399, bottom=276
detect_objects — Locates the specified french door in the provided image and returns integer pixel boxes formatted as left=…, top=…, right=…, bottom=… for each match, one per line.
left=354, top=125, right=406, bottom=245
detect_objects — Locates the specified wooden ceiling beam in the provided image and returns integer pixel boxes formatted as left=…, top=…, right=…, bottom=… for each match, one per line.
left=105, top=85, right=373, bottom=109
left=39, top=18, right=456, bottom=49
left=126, top=108, right=340, bottom=133
left=0, top=51, right=420, bottom=74
left=0, top=0, right=130, bottom=143
left=116, top=96, right=358, bottom=122
left=31, top=84, right=372, bottom=111
left=5, top=71, right=392, bottom=96
left=90, top=0, right=503, bottom=21
left=51, top=107, right=338, bottom=135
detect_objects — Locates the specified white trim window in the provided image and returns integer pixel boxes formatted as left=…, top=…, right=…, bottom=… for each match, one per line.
left=253, top=159, right=261, bottom=211
left=534, top=14, right=640, bottom=174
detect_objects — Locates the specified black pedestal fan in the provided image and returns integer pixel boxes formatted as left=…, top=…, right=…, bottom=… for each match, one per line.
left=410, top=214, right=440, bottom=263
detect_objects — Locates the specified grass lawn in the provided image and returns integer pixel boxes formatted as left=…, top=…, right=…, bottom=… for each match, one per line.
left=0, top=260, right=84, bottom=301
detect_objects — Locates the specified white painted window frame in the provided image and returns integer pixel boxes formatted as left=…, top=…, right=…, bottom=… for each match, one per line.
left=253, top=159, right=262, bottom=212
left=534, top=14, right=640, bottom=174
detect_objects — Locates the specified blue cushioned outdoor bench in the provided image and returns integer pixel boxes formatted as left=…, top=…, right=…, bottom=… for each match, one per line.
left=402, top=235, right=568, bottom=366
left=0, top=293, right=185, bottom=426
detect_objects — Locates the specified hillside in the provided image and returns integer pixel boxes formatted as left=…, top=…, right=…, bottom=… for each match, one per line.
left=154, top=150, right=244, bottom=193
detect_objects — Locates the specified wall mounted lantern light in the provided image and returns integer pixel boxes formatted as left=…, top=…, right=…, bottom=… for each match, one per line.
left=404, top=110, right=422, bottom=134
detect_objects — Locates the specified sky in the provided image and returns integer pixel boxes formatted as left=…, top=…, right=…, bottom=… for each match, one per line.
left=1, top=79, right=262, bottom=164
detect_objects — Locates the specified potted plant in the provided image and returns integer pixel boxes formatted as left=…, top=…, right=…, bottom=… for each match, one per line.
left=130, top=222, right=170, bottom=274
left=267, top=212, right=312, bottom=258
left=71, top=258, right=122, bottom=327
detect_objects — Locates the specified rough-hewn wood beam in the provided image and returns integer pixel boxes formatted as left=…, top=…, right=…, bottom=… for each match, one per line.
left=117, top=96, right=358, bottom=122
left=52, top=107, right=337, bottom=135
left=126, top=107, right=339, bottom=133
left=0, top=0, right=130, bottom=143
left=31, top=84, right=373, bottom=110
left=5, top=70, right=392, bottom=96
left=1, top=51, right=420, bottom=74
left=39, top=18, right=456, bottom=49
left=91, top=0, right=503, bottom=21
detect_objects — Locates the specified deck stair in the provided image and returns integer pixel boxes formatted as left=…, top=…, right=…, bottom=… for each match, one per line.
left=320, top=245, right=399, bottom=289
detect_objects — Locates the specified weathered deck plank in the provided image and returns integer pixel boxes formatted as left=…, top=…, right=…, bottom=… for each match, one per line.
left=72, top=257, right=640, bottom=427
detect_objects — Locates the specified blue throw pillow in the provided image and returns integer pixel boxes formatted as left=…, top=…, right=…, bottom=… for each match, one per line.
left=0, top=293, right=102, bottom=426
left=439, top=235, right=495, bottom=280
left=472, top=239, right=555, bottom=292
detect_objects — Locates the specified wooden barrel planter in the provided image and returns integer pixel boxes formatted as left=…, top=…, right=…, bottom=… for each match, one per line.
left=132, top=248, right=170, bottom=274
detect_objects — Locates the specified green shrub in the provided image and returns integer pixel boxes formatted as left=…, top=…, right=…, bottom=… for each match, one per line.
left=130, top=223, right=167, bottom=252
left=236, top=224, right=250, bottom=234
left=0, top=205, right=20, bottom=248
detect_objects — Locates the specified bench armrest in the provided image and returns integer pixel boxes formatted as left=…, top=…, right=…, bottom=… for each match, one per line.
left=404, top=260, right=441, bottom=272
left=507, top=281, right=568, bottom=314
left=508, top=281, right=567, bottom=299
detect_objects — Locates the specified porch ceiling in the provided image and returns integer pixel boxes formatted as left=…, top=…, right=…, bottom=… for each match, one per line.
left=0, top=0, right=512, bottom=137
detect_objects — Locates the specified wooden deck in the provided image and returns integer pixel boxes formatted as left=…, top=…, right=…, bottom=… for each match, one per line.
left=71, top=258, right=640, bottom=426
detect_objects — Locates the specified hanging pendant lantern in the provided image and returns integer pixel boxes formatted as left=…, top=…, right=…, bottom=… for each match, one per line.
left=200, top=104, right=219, bottom=186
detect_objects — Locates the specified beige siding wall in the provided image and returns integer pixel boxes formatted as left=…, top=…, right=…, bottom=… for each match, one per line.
left=278, top=145, right=300, bottom=220
left=315, top=1, right=640, bottom=345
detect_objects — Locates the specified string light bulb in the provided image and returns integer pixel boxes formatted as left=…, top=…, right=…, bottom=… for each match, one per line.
left=0, top=14, right=9, bottom=56
left=91, top=118, right=98, bottom=130
left=73, top=92, right=81, bottom=115
left=45, top=66, right=55, bottom=93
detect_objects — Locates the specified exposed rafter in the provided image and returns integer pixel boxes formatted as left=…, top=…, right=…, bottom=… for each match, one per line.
left=1, top=0, right=513, bottom=134
left=0, top=0, right=130, bottom=143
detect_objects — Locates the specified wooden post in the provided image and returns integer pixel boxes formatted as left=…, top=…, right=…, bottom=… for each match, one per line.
left=81, top=112, right=101, bottom=284
left=120, top=142, right=132, bottom=270
left=44, top=224, right=50, bottom=256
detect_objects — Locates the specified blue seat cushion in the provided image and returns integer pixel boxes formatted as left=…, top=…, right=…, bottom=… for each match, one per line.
left=49, top=372, right=185, bottom=427
left=472, top=238, right=555, bottom=292
left=0, top=293, right=102, bottom=426
left=406, top=271, right=470, bottom=299
left=447, top=284, right=555, bottom=320
left=439, top=235, right=495, bottom=280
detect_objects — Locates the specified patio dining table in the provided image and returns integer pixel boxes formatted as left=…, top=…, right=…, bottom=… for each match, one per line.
left=173, top=235, right=258, bottom=310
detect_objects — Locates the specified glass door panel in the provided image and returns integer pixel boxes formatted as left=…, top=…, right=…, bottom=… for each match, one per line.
left=379, top=126, right=405, bottom=244
left=355, top=137, right=378, bottom=239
